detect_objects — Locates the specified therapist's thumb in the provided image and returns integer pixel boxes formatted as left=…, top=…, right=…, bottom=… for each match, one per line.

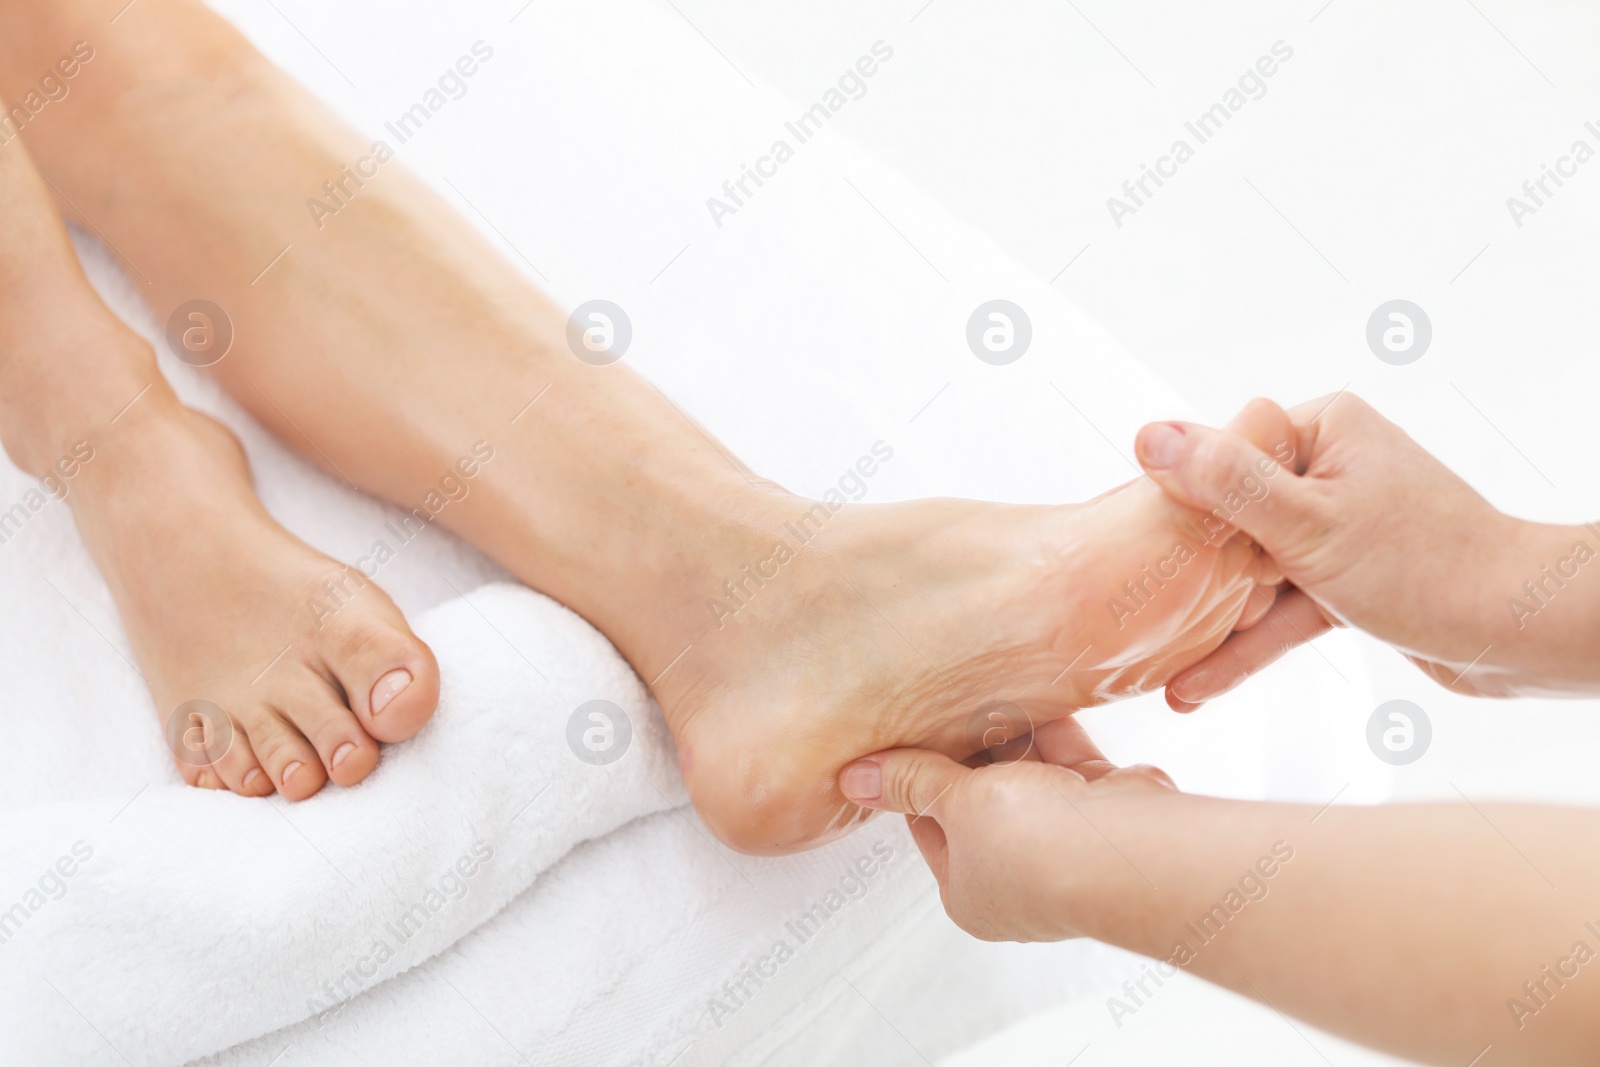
left=839, top=749, right=968, bottom=818
left=1135, top=420, right=1323, bottom=556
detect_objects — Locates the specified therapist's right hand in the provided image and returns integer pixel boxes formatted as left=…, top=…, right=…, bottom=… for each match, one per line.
left=1135, top=394, right=1600, bottom=704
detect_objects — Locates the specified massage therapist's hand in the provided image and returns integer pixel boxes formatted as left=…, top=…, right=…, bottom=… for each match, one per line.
left=1139, top=394, right=1600, bottom=703
left=837, top=717, right=1176, bottom=943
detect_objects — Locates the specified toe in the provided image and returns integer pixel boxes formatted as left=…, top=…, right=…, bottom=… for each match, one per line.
left=274, top=673, right=380, bottom=788
left=317, top=599, right=439, bottom=745
left=167, top=699, right=270, bottom=795
left=237, top=705, right=328, bottom=801
left=208, top=717, right=275, bottom=797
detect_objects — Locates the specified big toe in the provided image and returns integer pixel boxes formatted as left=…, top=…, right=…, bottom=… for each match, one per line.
left=316, top=595, right=440, bottom=745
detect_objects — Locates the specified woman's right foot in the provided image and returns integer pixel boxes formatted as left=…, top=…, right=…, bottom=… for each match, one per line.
left=658, top=401, right=1296, bottom=854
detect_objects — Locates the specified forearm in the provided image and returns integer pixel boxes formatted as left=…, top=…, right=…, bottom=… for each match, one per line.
left=1071, top=791, right=1600, bottom=1065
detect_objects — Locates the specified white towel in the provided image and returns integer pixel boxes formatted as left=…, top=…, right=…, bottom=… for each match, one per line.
left=0, top=0, right=1356, bottom=1063
left=0, top=583, right=688, bottom=1064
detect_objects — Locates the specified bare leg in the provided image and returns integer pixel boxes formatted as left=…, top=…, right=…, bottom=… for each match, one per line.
left=0, top=1, right=1287, bottom=851
left=0, top=131, right=438, bottom=799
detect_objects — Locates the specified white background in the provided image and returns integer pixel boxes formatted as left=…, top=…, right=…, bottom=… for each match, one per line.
left=22, top=0, right=1589, bottom=1062
left=657, top=1, right=1600, bottom=1063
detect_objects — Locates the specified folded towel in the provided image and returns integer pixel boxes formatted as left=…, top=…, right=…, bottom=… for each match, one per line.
left=197, top=808, right=1139, bottom=1067
left=0, top=582, right=689, bottom=1063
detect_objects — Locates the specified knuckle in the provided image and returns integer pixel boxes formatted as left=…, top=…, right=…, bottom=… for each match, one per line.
left=1241, top=396, right=1285, bottom=429
left=1286, top=481, right=1338, bottom=536
left=1325, top=391, right=1375, bottom=434
left=872, top=760, right=909, bottom=811
left=1342, top=392, right=1375, bottom=418
left=1194, top=431, right=1250, bottom=483
left=888, top=759, right=935, bottom=813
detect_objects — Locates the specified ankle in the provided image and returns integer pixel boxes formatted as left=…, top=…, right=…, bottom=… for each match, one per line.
left=58, top=390, right=247, bottom=543
left=583, top=476, right=805, bottom=677
left=478, top=453, right=799, bottom=683
left=0, top=319, right=168, bottom=477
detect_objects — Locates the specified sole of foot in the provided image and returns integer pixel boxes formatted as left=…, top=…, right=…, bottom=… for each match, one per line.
left=660, top=400, right=1297, bottom=854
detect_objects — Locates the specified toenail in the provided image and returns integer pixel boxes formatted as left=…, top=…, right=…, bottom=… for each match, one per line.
left=331, top=742, right=356, bottom=769
left=195, top=771, right=216, bottom=790
left=370, top=668, right=413, bottom=715
left=282, top=761, right=305, bottom=785
left=839, top=761, right=882, bottom=803
left=1137, top=422, right=1187, bottom=469
left=244, top=768, right=267, bottom=792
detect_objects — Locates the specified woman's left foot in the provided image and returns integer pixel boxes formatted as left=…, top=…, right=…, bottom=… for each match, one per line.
left=62, top=395, right=443, bottom=799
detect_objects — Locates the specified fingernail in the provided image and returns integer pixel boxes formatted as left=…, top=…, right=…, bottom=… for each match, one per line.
left=1170, top=677, right=1204, bottom=705
left=1138, top=422, right=1187, bottom=469
left=839, top=761, right=882, bottom=803
left=370, top=668, right=413, bottom=715
left=331, top=742, right=356, bottom=769
left=243, top=767, right=267, bottom=793
left=282, top=760, right=305, bottom=786
left=1175, top=669, right=1243, bottom=705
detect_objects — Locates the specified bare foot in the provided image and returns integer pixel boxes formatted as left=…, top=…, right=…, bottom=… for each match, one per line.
left=660, top=402, right=1295, bottom=853
left=64, top=396, right=440, bottom=798
left=0, top=110, right=440, bottom=800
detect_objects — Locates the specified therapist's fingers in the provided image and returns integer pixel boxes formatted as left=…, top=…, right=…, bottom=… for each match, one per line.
left=1165, top=586, right=1339, bottom=707
left=1233, top=582, right=1280, bottom=632
left=1104, top=763, right=1180, bottom=792
left=1135, top=420, right=1327, bottom=560
left=840, top=750, right=962, bottom=881
left=839, top=748, right=971, bottom=817
left=1164, top=585, right=1282, bottom=713
left=841, top=751, right=964, bottom=882
left=1087, top=474, right=1143, bottom=503
left=1031, top=717, right=1116, bottom=781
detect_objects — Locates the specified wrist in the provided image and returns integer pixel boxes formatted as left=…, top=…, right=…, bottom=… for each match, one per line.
left=1485, top=518, right=1600, bottom=694
left=1052, top=787, right=1195, bottom=947
left=1056, top=791, right=1310, bottom=960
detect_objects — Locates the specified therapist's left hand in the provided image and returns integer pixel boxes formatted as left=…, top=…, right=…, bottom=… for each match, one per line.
left=838, top=717, right=1176, bottom=943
